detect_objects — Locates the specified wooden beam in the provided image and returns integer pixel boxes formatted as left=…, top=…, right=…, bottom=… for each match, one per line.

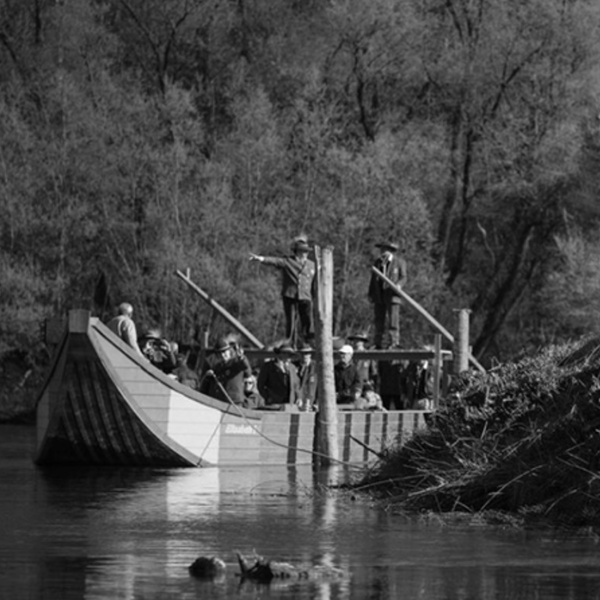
left=371, top=266, right=485, bottom=372
left=313, top=245, right=338, bottom=466
left=175, top=270, right=264, bottom=349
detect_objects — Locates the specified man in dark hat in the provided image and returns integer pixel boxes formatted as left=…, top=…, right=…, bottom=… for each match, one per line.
left=249, top=236, right=316, bottom=345
left=199, top=336, right=253, bottom=405
left=257, top=342, right=301, bottom=406
left=140, top=328, right=177, bottom=374
left=348, top=332, right=378, bottom=391
left=368, top=241, right=407, bottom=348
left=294, top=343, right=318, bottom=411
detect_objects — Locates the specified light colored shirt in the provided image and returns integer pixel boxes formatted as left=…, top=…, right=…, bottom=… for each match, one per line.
left=107, top=315, right=143, bottom=356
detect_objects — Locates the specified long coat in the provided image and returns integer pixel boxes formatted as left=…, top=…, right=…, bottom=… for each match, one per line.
left=257, top=359, right=300, bottom=405
left=368, top=254, right=407, bottom=306
left=261, top=255, right=316, bottom=300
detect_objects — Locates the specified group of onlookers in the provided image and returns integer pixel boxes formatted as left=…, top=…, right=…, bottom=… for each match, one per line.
left=105, top=228, right=427, bottom=412
left=107, top=302, right=431, bottom=412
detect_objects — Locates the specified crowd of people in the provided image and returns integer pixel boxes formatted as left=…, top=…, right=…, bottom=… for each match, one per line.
left=106, top=234, right=434, bottom=412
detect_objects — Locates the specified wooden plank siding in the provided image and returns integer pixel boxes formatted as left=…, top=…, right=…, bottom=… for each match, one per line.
left=35, top=311, right=431, bottom=468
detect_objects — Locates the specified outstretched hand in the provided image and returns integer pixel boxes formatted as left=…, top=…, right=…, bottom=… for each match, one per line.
left=249, top=253, right=261, bottom=262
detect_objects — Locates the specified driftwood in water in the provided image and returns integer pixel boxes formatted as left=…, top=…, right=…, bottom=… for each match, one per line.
left=188, top=556, right=226, bottom=579
left=236, top=552, right=344, bottom=582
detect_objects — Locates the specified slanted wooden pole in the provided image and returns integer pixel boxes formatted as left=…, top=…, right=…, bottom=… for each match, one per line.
left=175, top=269, right=264, bottom=349
left=313, top=245, right=338, bottom=466
left=453, top=308, right=470, bottom=375
left=371, top=267, right=485, bottom=372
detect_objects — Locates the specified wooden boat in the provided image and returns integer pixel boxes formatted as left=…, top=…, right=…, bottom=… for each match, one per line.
left=35, top=310, right=429, bottom=468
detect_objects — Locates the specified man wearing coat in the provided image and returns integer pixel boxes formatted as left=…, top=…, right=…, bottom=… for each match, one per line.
left=368, top=241, right=407, bottom=348
left=249, top=237, right=316, bottom=345
left=257, top=343, right=301, bottom=406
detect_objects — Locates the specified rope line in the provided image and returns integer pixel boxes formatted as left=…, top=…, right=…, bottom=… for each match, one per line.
left=204, top=372, right=365, bottom=470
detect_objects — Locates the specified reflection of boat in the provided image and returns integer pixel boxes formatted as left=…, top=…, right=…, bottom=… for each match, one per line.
left=35, top=310, right=428, bottom=467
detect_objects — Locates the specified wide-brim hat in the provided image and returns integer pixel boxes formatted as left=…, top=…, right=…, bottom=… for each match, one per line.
left=275, top=343, right=297, bottom=355
left=375, top=241, right=399, bottom=252
left=144, top=328, right=162, bottom=340
left=298, top=343, right=313, bottom=353
left=213, top=337, right=231, bottom=352
left=348, top=332, right=369, bottom=342
left=293, top=240, right=311, bottom=253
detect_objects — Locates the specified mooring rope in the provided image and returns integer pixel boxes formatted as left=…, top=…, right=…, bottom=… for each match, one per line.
left=204, top=371, right=367, bottom=469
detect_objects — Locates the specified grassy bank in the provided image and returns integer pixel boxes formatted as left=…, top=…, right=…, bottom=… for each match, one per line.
left=359, top=338, right=600, bottom=528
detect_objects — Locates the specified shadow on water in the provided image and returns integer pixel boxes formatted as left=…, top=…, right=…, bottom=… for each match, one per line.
left=1, top=425, right=600, bottom=599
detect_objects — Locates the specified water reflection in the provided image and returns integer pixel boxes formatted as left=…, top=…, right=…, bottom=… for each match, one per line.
left=1, top=425, right=600, bottom=599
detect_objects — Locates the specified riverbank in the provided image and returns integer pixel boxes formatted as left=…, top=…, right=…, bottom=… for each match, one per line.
left=358, top=338, right=600, bottom=529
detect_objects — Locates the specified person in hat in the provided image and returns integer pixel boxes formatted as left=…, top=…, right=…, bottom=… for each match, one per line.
left=140, top=327, right=177, bottom=374
left=249, top=236, right=316, bottom=345
left=173, top=352, right=201, bottom=390
left=368, top=241, right=407, bottom=348
left=294, top=343, right=318, bottom=411
left=242, top=371, right=264, bottom=409
left=106, top=302, right=144, bottom=356
left=334, top=344, right=362, bottom=405
left=257, top=342, right=301, bottom=406
left=348, top=332, right=378, bottom=391
left=199, top=336, right=253, bottom=405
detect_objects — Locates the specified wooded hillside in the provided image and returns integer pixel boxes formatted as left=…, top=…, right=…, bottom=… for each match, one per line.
left=3, top=0, right=600, bottom=373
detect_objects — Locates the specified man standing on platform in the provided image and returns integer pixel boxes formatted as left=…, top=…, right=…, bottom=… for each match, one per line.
left=249, top=236, right=316, bottom=345
left=368, top=241, right=407, bottom=348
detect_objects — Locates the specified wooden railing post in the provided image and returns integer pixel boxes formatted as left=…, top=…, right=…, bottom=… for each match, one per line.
left=313, top=245, right=338, bottom=466
left=453, top=308, right=471, bottom=375
left=432, top=333, right=442, bottom=410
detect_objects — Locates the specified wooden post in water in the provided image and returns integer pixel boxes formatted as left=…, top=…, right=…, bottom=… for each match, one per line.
left=431, top=334, right=442, bottom=409
left=453, top=308, right=471, bottom=375
left=313, top=245, right=338, bottom=466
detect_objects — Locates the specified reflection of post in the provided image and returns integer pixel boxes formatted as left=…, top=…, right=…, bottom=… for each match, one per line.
left=453, top=309, right=470, bottom=375
left=313, top=246, right=339, bottom=466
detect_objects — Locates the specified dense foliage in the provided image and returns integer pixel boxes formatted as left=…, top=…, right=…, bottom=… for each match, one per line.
left=3, top=0, right=600, bottom=413
left=361, top=338, right=600, bottom=526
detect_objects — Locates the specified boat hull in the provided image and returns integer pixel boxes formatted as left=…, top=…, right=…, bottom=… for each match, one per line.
left=35, top=310, right=429, bottom=468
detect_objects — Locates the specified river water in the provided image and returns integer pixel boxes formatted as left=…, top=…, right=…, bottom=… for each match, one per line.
left=1, top=425, right=599, bottom=600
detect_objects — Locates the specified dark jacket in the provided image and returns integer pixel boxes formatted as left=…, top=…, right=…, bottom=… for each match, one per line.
left=200, top=353, right=252, bottom=405
left=261, top=255, right=316, bottom=300
left=295, top=359, right=318, bottom=403
left=368, top=254, right=407, bottom=305
left=257, top=359, right=300, bottom=405
left=334, top=361, right=362, bottom=404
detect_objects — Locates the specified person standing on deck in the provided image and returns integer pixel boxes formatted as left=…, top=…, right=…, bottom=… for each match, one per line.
left=200, top=337, right=253, bottom=405
left=334, top=345, right=363, bottom=405
left=368, top=241, right=407, bottom=348
left=106, top=302, right=144, bottom=356
left=249, top=237, right=316, bottom=346
left=257, top=343, right=301, bottom=406
left=348, top=332, right=378, bottom=392
left=294, top=343, right=318, bottom=411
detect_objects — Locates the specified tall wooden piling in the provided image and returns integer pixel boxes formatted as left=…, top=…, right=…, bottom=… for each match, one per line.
left=313, top=245, right=339, bottom=466
left=453, top=308, right=471, bottom=375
